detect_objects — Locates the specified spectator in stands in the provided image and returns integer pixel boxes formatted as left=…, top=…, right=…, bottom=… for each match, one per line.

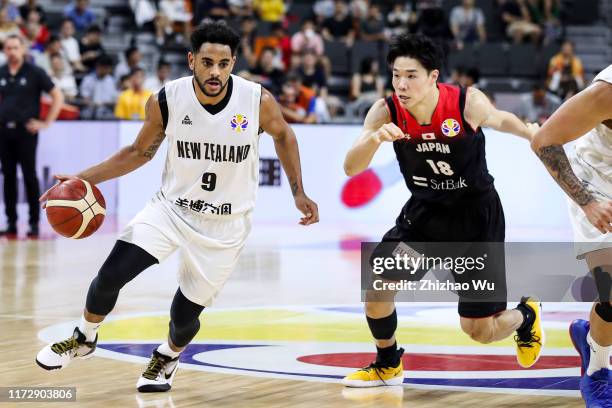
left=229, top=0, right=253, bottom=17
left=240, top=46, right=285, bottom=95
left=118, top=73, right=131, bottom=91
left=64, top=0, right=96, bottom=34
left=514, top=82, right=561, bottom=124
left=296, top=49, right=327, bottom=93
left=144, top=59, right=171, bottom=92
left=279, top=77, right=317, bottom=124
left=0, top=7, right=21, bottom=46
left=114, top=46, right=142, bottom=83
left=524, top=0, right=560, bottom=44
left=291, top=18, right=326, bottom=71
left=386, top=2, right=414, bottom=37
left=114, top=68, right=153, bottom=120
left=33, top=35, right=72, bottom=77
left=159, top=0, right=193, bottom=42
left=0, top=0, right=21, bottom=24
left=195, top=0, right=230, bottom=23
left=349, top=0, right=368, bottom=21
left=49, top=53, right=77, bottom=102
left=18, top=0, right=45, bottom=24
left=79, top=54, right=116, bottom=119
left=450, top=0, right=486, bottom=49
left=321, top=0, right=355, bottom=46
left=313, top=0, right=335, bottom=25
left=79, top=24, right=104, bottom=71
left=253, top=0, right=285, bottom=23
left=547, top=39, right=584, bottom=100
left=346, top=56, right=384, bottom=119
left=270, top=22, right=291, bottom=71
left=498, top=0, right=542, bottom=44
left=22, top=10, right=49, bottom=52
left=415, top=0, right=451, bottom=44
left=59, top=19, right=85, bottom=73
left=360, top=3, right=385, bottom=42
left=286, top=74, right=330, bottom=122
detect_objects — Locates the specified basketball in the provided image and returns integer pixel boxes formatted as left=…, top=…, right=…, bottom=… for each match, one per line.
left=45, top=179, right=106, bottom=239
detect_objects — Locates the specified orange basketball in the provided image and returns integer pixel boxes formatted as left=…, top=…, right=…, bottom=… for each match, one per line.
left=45, top=179, right=106, bottom=239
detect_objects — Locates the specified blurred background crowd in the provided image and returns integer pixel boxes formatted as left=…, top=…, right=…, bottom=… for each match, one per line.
left=0, top=0, right=610, bottom=124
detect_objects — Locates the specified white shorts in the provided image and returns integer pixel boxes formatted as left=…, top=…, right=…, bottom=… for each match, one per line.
left=568, top=155, right=612, bottom=259
left=118, top=194, right=251, bottom=306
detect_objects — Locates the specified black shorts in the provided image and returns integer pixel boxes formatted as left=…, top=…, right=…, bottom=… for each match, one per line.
left=375, top=189, right=507, bottom=318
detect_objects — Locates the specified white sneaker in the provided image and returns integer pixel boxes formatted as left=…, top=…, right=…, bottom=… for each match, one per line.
left=36, top=327, right=97, bottom=370
left=137, top=349, right=180, bottom=393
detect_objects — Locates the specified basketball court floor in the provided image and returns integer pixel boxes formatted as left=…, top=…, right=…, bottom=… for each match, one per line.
left=1, top=220, right=590, bottom=407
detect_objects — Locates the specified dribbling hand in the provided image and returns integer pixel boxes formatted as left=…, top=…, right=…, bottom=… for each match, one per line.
left=39, top=174, right=80, bottom=209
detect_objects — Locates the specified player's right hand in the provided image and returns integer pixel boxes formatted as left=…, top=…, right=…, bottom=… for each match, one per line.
left=39, top=174, right=80, bottom=208
left=581, top=199, right=612, bottom=234
left=373, top=123, right=405, bottom=143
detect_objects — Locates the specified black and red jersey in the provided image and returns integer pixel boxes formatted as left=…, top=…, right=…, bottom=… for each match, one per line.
left=385, top=83, right=494, bottom=206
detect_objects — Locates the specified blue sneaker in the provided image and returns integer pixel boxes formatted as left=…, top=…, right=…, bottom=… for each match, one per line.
left=570, top=319, right=591, bottom=375
left=580, top=368, right=611, bottom=408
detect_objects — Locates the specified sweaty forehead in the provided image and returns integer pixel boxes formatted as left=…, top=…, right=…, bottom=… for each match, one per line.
left=196, top=43, right=233, bottom=59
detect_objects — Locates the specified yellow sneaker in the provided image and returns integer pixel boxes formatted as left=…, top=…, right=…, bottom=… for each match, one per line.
left=342, top=349, right=404, bottom=387
left=514, top=297, right=545, bottom=368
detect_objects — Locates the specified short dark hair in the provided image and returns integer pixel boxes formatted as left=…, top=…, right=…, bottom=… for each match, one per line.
left=157, top=59, right=170, bottom=69
left=190, top=22, right=240, bottom=55
left=97, top=54, right=114, bottom=67
left=124, top=46, right=139, bottom=60
left=386, top=33, right=442, bottom=72
left=87, top=24, right=102, bottom=34
left=129, top=67, right=144, bottom=77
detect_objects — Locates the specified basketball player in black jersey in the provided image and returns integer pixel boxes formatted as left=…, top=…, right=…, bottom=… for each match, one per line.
left=342, top=34, right=543, bottom=387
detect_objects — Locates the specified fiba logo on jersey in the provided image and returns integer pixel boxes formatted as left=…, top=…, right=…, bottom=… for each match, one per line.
left=441, top=118, right=461, bottom=138
left=231, top=114, right=249, bottom=132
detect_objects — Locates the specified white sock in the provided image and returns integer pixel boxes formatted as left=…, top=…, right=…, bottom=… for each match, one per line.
left=586, top=332, right=611, bottom=376
left=157, top=341, right=180, bottom=359
left=78, top=316, right=100, bottom=342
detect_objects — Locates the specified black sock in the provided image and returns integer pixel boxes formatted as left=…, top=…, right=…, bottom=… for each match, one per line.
left=515, top=303, right=535, bottom=333
left=376, top=342, right=399, bottom=366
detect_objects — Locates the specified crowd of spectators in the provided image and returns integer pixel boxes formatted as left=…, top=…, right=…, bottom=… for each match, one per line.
left=0, top=0, right=595, bottom=124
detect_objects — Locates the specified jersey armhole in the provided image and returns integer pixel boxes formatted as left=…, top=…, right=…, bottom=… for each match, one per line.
left=459, top=86, right=476, bottom=133
left=158, top=87, right=169, bottom=131
left=385, top=96, right=398, bottom=125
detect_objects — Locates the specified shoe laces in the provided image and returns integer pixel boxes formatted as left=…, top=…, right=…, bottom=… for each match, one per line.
left=143, top=352, right=169, bottom=380
left=50, top=335, right=79, bottom=356
left=514, top=329, right=542, bottom=348
left=358, top=348, right=405, bottom=385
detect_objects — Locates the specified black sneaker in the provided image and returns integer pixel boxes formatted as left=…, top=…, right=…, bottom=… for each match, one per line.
left=0, top=225, right=17, bottom=238
left=27, top=224, right=39, bottom=238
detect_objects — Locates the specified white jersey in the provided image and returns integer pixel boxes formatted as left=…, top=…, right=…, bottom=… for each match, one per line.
left=573, top=64, right=612, bottom=187
left=159, top=74, right=262, bottom=219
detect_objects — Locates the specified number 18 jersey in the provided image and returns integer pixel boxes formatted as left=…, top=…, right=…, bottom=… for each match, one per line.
left=385, top=84, right=494, bottom=206
left=158, top=74, right=262, bottom=218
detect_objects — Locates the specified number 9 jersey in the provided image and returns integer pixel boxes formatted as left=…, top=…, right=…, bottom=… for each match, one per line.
left=158, top=74, right=262, bottom=219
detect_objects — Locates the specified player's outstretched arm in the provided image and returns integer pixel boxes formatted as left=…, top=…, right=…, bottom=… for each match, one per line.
left=464, top=87, right=538, bottom=141
left=531, top=80, right=612, bottom=234
left=344, top=99, right=403, bottom=176
left=259, top=88, right=319, bottom=226
left=40, top=93, right=165, bottom=203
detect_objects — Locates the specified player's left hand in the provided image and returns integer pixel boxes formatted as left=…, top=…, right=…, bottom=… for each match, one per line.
left=294, top=194, right=319, bottom=226
left=26, top=119, right=49, bottom=134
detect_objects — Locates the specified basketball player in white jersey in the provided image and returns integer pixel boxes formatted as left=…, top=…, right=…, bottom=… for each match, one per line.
left=35, top=22, right=319, bottom=392
left=531, top=65, right=611, bottom=406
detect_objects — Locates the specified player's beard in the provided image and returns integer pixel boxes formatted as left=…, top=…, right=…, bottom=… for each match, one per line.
left=194, top=73, right=228, bottom=97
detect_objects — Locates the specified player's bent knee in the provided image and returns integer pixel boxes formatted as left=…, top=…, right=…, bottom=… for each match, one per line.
left=595, top=302, right=612, bottom=323
left=364, top=300, right=395, bottom=319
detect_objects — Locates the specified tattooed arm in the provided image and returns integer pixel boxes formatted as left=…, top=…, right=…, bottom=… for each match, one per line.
left=260, top=88, right=319, bottom=225
left=531, top=80, right=612, bottom=233
left=40, top=93, right=165, bottom=202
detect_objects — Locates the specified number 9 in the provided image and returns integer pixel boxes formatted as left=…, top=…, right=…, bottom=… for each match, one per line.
left=201, top=172, right=217, bottom=191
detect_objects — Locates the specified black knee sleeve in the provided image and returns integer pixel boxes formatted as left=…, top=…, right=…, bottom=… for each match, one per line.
left=169, top=288, right=205, bottom=348
left=592, top=266, right=611, bottom=303
left=595, top=302, right=612, bottom=323
left=366, top=309, right=397, bottom=340
left=86, top=241, right=158, bottom=315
